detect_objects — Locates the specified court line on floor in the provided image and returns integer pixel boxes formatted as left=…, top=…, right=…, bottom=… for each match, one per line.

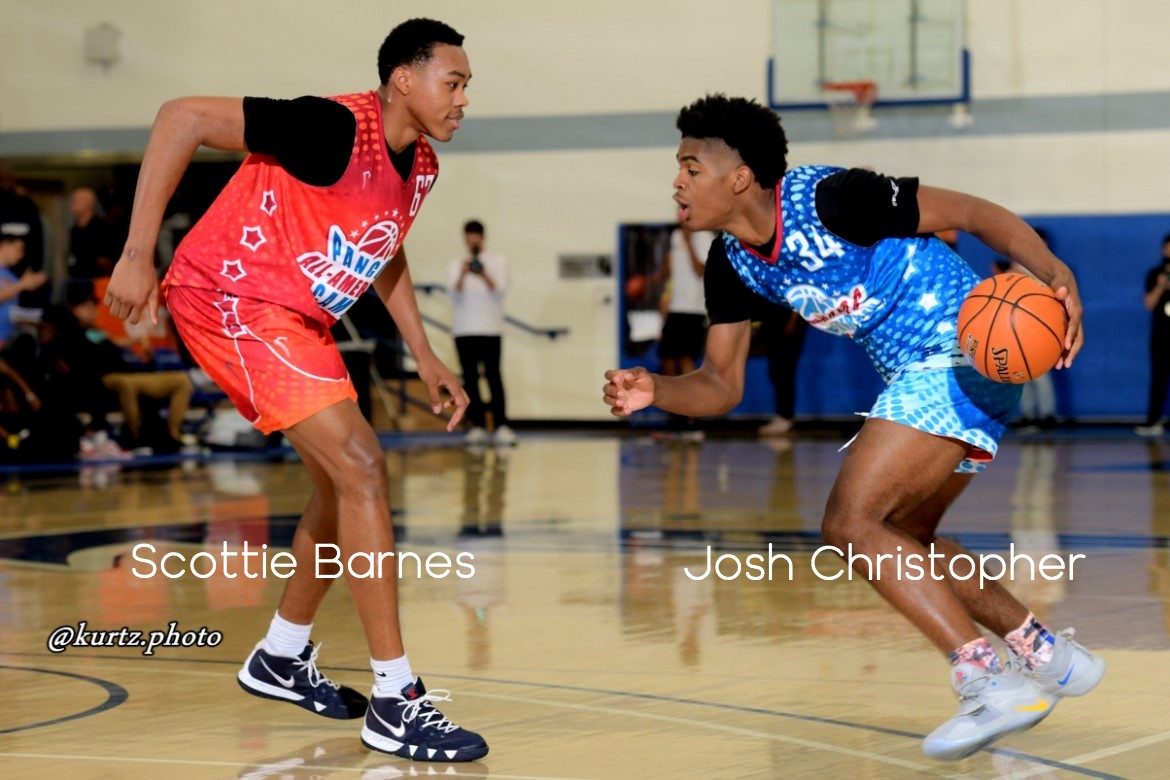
left=429, top=672, right=1126, bottom=780
left=0, top=664, right=128, bottom=734
left=969, top=733, right=1169, bottom=780
left=6, top=661, right=953, bottom=777
left=1062, top=731, right=1170, bottom=765
left=0, top=753, right=583, bottom=780
left=8, top=652, right=1126, bottom=779
left=3, top=661, right=953, bottom=778
left=456, top=689, right=960, bottom=776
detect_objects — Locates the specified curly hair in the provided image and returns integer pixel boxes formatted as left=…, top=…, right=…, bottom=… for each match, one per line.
left=676, top=95, right=788, bottom=189
left=378, top=18, right=464, bottom=84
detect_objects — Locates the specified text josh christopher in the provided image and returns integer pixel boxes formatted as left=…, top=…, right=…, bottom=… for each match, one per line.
left=130, top=542, right=475, bottom=580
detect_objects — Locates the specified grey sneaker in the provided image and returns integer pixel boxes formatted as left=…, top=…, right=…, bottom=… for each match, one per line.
left=492, top=425, right=517, bottom=447
left=464, top=427, right=488, bottom=446
left=758, top=416, right=793, bottom=436
left=1011, top=628, right=1106, bottom=698
left=922, top=662, right=1053, bottom=761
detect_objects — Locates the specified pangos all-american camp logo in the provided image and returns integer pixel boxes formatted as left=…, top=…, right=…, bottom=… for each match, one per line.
left=297, top=219, right=399, bottom=317
left=785, top=283, right=883, bottom=337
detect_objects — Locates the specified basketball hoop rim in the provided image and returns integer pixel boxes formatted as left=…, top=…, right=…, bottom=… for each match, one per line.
left=821, top=80, right=878, bottom=106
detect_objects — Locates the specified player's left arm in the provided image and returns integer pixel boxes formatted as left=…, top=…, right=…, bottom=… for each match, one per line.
left=373, top=247, right=469, bottom=429
left=917, top=186, right=1083, bottom=368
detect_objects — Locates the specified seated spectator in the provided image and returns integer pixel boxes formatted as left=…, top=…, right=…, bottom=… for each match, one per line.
left=14, top=283, right=196, bottom=461
left=64, top=288, right=193, bottom=452
left=0, top=354, right=36, bottom=450
left=38, top=304, right=126, bottom=439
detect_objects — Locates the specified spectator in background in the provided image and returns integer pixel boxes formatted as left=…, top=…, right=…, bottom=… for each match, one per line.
left=659, top=224, right=715, bottom=439
left=449, top=220, right=514, bottom=446
left=993, top=251, right=1056, bottom=430
left=68, top=187, right=115, bottom=280
left=37, top=303, right=129, bottom=459
left=660, top=224, right=714, bottom=377
left=1137, top=234, right=1170, bottom=436
left=0, top=235, right=48, bottom=350
left=0, top=354, right=40, bottom=423
left=0, top=165, right=47, bottom=307
left=758, top=308, right=808, bottom=436
left=66, top=286, right=192, bottom=452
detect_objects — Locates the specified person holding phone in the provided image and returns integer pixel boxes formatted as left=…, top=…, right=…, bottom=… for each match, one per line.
left=450, top=220, right=513, bottom=446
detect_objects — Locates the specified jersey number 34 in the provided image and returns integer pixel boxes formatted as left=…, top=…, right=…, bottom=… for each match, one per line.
left=785, top=227, right=844, bottom=272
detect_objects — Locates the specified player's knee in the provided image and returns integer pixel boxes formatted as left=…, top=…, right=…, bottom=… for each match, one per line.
left=305, top=487, right=338, bottom=522
left=821, top=500, right=887, bottom=549
left=821, top=513, right=859, bottom=550
left=331, top=439, right=388, bottom=498
left=892, top=516, right=934, bottom=545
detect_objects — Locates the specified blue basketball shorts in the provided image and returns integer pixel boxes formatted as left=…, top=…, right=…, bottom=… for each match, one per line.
left=868, top=364, right=1023, bottom=474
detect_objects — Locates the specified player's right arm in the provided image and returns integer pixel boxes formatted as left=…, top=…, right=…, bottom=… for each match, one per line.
left=604, top=321, right=752, bottom=417
left=106, top=98, right=246, bottom=324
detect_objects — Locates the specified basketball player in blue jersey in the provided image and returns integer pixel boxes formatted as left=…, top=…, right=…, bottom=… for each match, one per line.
left=603, top=95, right=1104, bottom=760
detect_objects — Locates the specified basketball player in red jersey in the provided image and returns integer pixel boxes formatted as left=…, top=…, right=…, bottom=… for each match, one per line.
left=104, top=19, right=487, bottom=762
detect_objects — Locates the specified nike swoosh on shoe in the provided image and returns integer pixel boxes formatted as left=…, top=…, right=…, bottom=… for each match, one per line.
left=371, top=704, right=407, bottom=738
left=1015, top=701, right=1050, bottom=712
left=258, top=657, right=297, bottom=688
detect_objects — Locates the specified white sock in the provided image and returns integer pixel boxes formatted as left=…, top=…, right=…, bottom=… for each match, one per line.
left=371, top=655, right=414, bottom=697
left=262, top=611, right=311, bottom=658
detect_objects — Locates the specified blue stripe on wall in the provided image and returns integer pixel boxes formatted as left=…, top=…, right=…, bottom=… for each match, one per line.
left=5, top=91, right=1170, bottom=157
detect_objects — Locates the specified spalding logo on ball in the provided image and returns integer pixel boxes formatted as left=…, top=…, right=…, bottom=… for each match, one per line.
left=958, top=273, right=1068, bottom=384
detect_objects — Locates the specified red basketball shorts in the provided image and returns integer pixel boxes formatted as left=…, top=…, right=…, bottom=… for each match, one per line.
left=164, top=285, right=356, bottom=434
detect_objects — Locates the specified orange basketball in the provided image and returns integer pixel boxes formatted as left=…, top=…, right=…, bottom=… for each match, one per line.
left=957, top=273, right=1068, bottom=384
left=626, top=273, right=647, bottom=300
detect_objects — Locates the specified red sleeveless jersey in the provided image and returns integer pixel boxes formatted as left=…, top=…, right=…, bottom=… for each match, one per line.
left=163, top=91, right=438, bottom=324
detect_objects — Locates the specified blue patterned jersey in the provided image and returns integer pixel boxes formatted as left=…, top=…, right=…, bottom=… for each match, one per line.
left=720, top=165, right=980, bottom=381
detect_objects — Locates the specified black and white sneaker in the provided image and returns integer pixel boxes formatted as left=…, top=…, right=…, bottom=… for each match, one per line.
left=361, top=678, right=488, bottom=762
left=237, top=641, right=368, bottom=720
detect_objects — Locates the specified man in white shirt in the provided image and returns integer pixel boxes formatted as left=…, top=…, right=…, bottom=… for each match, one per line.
left=660, top=225, right=714, bottom=373
left=448, top=220, right=514, bottom=446
left=658, top=224, right=715, bottom=438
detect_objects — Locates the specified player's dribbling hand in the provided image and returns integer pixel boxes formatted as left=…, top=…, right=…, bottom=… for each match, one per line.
left=105, top=249, right=160, bottom=325
left=417, top=356, right=470, bottom=432
left=1050, top=270, right=1084, bottom=369
left=603, top=367, right=655, bottom=417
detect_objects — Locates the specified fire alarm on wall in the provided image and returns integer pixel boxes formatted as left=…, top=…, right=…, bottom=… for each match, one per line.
left=84, top=23, right=121, bottom=69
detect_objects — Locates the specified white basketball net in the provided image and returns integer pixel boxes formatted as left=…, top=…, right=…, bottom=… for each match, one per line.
left=822, top=83, right=877, bottom=138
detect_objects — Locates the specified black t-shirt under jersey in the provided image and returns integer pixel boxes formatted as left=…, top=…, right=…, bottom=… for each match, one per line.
left=242, top=96, right=417, bottom=186
left=705, top=169, right=922, bottom=324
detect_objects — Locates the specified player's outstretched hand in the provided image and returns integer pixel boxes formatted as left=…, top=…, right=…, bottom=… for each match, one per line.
left=603, top=367, right=656, bottom=417
left=104, top=249, right=160, bottom=325
left=418, top=356, right=470, bottom=431
left=1051, top=269, right=1084, bottom=369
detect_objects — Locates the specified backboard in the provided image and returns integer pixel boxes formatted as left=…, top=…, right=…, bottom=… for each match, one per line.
left=768, top=0, right=969, bottom=109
